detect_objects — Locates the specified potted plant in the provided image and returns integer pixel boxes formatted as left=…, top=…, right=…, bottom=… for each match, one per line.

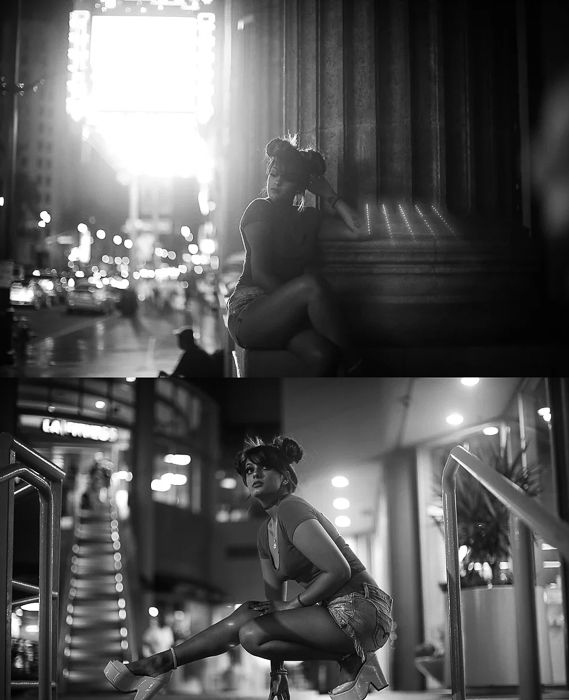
left=432, top=441, right=551, bottom=688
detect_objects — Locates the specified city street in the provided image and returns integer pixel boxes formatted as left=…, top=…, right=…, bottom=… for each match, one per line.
left=2, top=297, right=222, bottom=377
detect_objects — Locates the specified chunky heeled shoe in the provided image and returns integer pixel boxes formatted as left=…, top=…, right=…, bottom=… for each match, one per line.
left=104, top=660, right=173, bottom=700
left=329, top=653, right=388, bottom=700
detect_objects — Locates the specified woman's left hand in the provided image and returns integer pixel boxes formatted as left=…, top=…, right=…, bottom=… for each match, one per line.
left=248, top=599, right=299, bottom=614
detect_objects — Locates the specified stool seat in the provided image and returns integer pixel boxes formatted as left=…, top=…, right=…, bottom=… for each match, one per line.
left=232, top=346, right=314, bottom=377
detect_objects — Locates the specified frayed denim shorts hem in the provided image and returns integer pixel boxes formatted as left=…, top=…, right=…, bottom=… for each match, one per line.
left=226, top=286, right=266, bottom=346
left=324, top=582, right=393, bottom=662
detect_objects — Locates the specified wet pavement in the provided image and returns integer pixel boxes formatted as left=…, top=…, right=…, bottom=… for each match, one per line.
left=2, top=298, right=223, bottom=378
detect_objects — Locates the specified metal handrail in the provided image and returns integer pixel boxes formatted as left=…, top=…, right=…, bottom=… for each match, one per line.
left=442, top=445, right=569, bottom=700
left=0, top=433, right=64, bottom=700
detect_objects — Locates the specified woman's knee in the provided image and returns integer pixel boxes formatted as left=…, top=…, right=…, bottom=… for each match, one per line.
left=295, top=273, right=326, bottom=300
left=238, top=620, right=263, bottom=653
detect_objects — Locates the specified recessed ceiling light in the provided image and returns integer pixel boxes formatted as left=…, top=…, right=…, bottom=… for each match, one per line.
left=446, top=413, right=464, bottom=426
left=331, top=476, right=349, bottom=488
left=333, top=497, right=350, bottom=510
left=335, top=515, right=351, bottom=528
left=482, top=426, right=499, bottom=436
left=460, top=378, right=479, bottom=387
left=95, top=400, right=106, bottom=409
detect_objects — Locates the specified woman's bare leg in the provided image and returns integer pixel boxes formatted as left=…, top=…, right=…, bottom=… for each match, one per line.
left=239, top=606, right=354, bottom=661
left=126, top=603, right=262, bottom=677
left=237, top=274, right=353, bottom=355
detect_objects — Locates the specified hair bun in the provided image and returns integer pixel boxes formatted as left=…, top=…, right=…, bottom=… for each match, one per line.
left=301, top=149, right=326, bottom=176
left=272, top=435, right=303, bottom=464
left=266, top=138, right=291, bottom=158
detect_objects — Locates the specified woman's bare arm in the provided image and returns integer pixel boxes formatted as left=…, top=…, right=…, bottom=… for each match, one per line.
left=307, top=174, right=368, bottom=238
left=290, top=519, right=351, bottom=605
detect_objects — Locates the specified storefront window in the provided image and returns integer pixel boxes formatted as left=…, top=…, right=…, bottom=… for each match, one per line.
left=214, top=468, right=250, bottom=522
left=152, top=443, right=201, bottom=512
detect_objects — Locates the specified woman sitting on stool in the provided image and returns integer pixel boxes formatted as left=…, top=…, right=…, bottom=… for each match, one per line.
left=104, top=435, right=393, bottom=700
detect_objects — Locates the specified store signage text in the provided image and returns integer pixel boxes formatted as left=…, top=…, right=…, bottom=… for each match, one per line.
left=41, top=418, right=118, bottom=443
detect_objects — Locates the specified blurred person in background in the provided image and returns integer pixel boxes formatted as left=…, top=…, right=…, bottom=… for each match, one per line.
left=226, top=137, right=368, bottom=376
left=105, top=435, right=392, bottom=700
left=169, top=325, right=223, bottom=378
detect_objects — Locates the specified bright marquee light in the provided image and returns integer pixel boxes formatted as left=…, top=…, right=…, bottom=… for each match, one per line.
left=70, top=13, right=216, bottom=178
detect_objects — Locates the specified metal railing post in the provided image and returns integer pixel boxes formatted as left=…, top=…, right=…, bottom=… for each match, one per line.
left=510, top=515, right=541, bottom=700
left=0, top=435, right=15, bottom=700
left=441, top=454, right=466, bottom=700
left=0, top=466, right=53, bottom=700
left=0, top=433, right=65, bottom=700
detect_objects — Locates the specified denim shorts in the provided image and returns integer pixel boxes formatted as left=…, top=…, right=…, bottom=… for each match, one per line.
left=324, top=583, right=393, bottom=662
left=226, top=286, right=266, bottom=346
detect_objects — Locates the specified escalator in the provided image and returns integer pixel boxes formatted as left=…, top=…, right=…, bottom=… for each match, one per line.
left=61, top=497, right=134, bottom=693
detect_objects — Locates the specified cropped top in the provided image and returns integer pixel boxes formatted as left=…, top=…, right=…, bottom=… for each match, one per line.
left=234, top=198, right=321, bottom=292
left=257, top=495, right=366, bottom=586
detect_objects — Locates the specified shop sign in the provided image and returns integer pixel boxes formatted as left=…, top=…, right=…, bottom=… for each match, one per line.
left=41, top=418, right=118, bottom=442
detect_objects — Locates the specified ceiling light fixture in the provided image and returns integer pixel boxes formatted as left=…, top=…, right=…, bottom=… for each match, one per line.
left=331, top=475, right=349, bottom=488
left=460, top=378, right=480, bottom=387
left=446, top=413, right=464, bottom=426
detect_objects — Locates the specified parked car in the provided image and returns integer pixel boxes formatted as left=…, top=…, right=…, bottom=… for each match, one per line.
left=10, top=279, right=46, bottom=309
left=66, top=284, right=115, bottom=314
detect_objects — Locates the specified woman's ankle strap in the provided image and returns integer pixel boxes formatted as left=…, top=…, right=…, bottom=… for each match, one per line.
left=170, top=647, right=178, bottom=670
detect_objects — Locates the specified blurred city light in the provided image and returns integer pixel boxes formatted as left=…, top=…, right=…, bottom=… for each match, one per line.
left=164, top=453, right=191, bottom=466
left=96, top=229, right=106, bottom=239
left=331, top=475, right=349, bottom=488
left=220, top=477, right=237, bottom=489
left=40, top=210, right=51, bottom=223
left=162, top=472, right=188, bottom=486
left=151, top=478, right=170, bottom=492
left=148, top=606, right=159, bottom=617
left=538, top=406, right=552, bottom=423
left=482, top=426, right=499, bottom=436
left=332, top=497, right=350, bottom=510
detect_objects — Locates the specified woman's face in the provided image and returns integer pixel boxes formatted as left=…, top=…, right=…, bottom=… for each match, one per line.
left=266, top=164, right=299, bottom=205
left=244, top=458, right=285, bottom=502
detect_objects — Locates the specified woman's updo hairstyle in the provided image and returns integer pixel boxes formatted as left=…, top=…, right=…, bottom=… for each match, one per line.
left=265, top=136, right=325, bottom=206
left=235, top=434, right=303, bottom=495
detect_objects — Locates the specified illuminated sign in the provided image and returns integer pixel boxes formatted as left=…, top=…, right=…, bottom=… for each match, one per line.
left=41, top=418, right=119, bottom=442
